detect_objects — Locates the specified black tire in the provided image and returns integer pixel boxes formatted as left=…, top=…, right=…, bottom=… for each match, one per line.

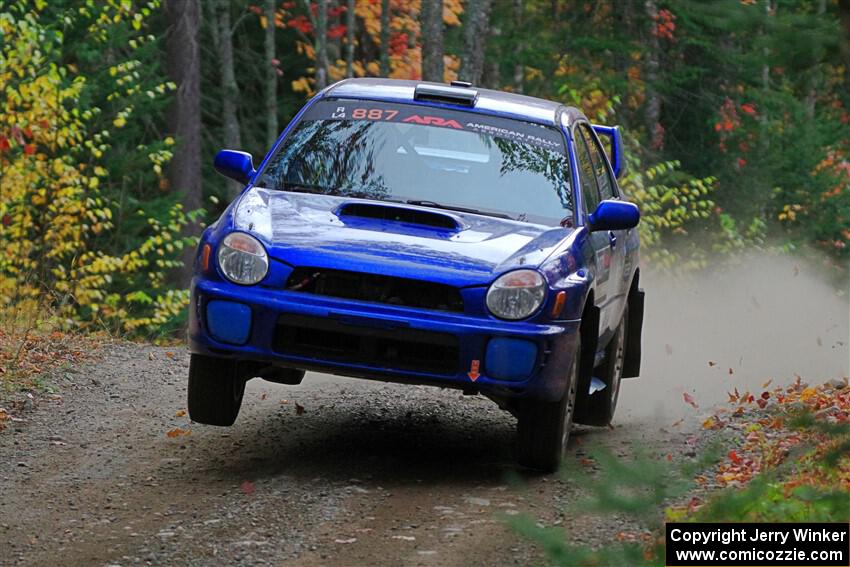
left=581, top=304, right=627, bottom=427
left=516, top=337, right=580, bottom=472
left=187, top=354, right=246, bottom=426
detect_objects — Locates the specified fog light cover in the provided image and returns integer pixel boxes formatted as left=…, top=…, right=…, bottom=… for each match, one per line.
left=206, top=300, right=252, bottom=345
left=485, top=337, right=538, bottom=381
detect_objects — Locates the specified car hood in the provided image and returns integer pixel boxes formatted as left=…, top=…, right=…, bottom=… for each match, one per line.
left=233, top=188, right=571, bottom=287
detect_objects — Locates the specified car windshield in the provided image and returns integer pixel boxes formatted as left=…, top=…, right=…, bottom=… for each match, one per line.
left=255, top=100, right=573, bottom=226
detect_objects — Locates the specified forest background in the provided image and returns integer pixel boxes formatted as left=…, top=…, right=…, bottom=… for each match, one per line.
left=1, top=0, right=849, bottom=337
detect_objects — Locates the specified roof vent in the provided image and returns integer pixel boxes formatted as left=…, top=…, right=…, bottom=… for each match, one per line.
left=414, top=83, right=478, bottom=106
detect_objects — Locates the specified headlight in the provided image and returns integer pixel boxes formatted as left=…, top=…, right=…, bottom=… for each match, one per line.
left=217, top=232, right=268, bottom=285
left=486, top=269, right=547, bottom=320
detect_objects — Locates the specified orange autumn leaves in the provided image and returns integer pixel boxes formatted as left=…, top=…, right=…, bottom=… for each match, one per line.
left=700, top=377, right=850, bottom=490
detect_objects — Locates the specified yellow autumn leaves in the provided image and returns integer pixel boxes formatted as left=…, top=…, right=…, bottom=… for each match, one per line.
left=0, top=1, right=191, bottom=335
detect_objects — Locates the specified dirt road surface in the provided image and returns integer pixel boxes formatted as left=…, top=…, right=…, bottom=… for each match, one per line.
left=1, top=343, right=699, bottom=567
left=1, top=258, right=846, bottom=566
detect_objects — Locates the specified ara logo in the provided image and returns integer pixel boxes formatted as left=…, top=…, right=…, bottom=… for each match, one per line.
left=402, top=115, right=463, bottom=129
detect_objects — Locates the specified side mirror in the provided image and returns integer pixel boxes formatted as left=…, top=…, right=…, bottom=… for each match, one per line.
left=588, top=200, right=640, bottom=231
left=591, top=124, right=626, bottom=179
left=214, top=150, right=256, bottom=184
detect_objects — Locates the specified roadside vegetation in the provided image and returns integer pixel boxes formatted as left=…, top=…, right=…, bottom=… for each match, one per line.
left=513, top=378, right=850, bottom=565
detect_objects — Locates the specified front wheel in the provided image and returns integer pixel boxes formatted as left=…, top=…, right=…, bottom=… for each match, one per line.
left=516, top=337, right=580, bottom=472
left=187, top=354, right=246, bottom=426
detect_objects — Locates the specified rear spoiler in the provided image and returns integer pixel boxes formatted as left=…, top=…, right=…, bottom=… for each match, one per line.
left=591, top=124, right=626, bottom=179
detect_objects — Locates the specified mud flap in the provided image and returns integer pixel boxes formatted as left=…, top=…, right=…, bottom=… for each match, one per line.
left=572, top=303, right=599, bottom=424
left=622, top=288, right=644, bottom=378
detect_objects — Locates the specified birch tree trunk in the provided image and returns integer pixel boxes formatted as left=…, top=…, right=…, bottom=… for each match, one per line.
left=644, top=0, right=662, bottom=151
left=460, top=0, right=492, bottom=85
left=264, top=0, right=278, bottom=148
left=316, top=0, right=329, bottom=88
left=212, top=0, right=242, bottom=197
left=346, top=0, right=355, bottom=78
left=380, top=0, right=390, bottom=76
left=166, top=0, right=202, bottom=285
left=421, top=0, right=444, bottom=82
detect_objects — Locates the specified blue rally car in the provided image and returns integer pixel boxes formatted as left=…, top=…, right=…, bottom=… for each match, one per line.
left=188, top=78, right=645, bottom=471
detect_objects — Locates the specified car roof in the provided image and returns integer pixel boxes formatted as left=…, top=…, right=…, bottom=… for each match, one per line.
left=324, top=78, right=585, bottom=128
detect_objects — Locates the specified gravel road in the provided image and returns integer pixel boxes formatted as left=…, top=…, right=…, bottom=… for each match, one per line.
left=3, top=258, right=847, bottom=566
left=0, top=343, right=701, bottom=567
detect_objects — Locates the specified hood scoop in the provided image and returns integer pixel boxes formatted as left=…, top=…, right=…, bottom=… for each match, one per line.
left=335, top=202, right=465, bottom=232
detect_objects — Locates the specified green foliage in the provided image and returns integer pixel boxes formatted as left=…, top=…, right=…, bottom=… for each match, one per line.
left=508, top=445, right=721, bottom=566
left=622, top=158, right=718, bottom=269
left=0, top=0, right=194, bottom=336
left=511, top=412, right=850, bottom=566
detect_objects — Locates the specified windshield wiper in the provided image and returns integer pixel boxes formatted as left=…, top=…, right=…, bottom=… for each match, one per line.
left=283, top=182, right=406, bottom=204
left=405, top=200, right=513, bottom=220
left=281, top=181, right=329, bottom=194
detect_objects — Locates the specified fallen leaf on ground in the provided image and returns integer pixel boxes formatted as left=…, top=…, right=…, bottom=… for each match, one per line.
left=165, top=351, right=174, bottom=358
left=241, top=480, right=255, bottom=495
left=708, top=361, right=717, bottom=367
left=665, top=344, right=673, bottom=355
left=683, top=392, right=699, bottom=409
left=166, top=427, right=190, bottom=438
left=295, top=403, right=305, bottom=415
left=175, top=409, right=186, bottom=417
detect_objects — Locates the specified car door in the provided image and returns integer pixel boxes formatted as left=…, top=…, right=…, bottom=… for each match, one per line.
left=573, top=123, right=614, bottom=338
left=581, top=123, right=628, bottom=324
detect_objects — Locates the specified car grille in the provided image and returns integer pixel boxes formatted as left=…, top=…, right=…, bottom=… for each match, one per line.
left=285, top=267, right=464, bottom=313
left=273, top=314, right=459, bottom=375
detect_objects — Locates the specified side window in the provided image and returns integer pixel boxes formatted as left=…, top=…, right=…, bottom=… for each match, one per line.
left=580, top=124, right=617, bottom=201
left=573, top=127, right=600, bottom=215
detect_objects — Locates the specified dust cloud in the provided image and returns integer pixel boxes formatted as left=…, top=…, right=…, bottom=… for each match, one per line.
left=618, top=253, right=849, bottom=423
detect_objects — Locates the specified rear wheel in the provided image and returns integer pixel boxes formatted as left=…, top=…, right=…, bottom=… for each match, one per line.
left=187, top=354, right=246, bottom=426
left=516, top=337, right=580, bottom=472
left=581, top=305, right=627, bottom=426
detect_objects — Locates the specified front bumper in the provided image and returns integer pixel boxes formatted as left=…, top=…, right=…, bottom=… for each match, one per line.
left=188, top=277, right=580, bottom=402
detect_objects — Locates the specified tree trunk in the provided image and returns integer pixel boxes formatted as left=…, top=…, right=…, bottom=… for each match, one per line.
left=264, top=0, right=278, bottom=148
left=512, top=0, right=523, bottom=93
left=346, top=0, right=355, bottom=78
left=421, top=0, right=444, bottom=82
left=213, top=0, right=242, bottom=197
left=380, top=0, right=390, bottom=76
left=460, top=0, right=492, bottom=85
left=316, top=0, right=329, bottom=88
left=613, top=0, right=633, bottom=127
left=644, top=0, right=662, bottom=151
left=165, top=0, right=202, bottom=286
